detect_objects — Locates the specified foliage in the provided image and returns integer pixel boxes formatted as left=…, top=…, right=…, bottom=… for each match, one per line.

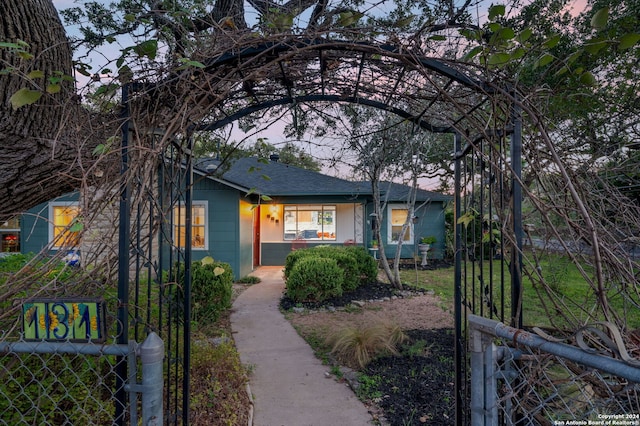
left=285, top=256, right=344, bottom=303
left=173, top=259, right=234, bottom=324
left=343, top=245, right=379, bottom=283
left=0, top=352, right=116, bottom=424
left=284, top=245, right=375, bottom=293
left=356, top=374, right=383, bottom=400
left=419, top=236, right=436, bottom=245
left=190, top=338, right=249, bottom=425
left=327, top=322, right=407, bottom=369
left=302, top=246, right=360, bottom=291
left=235, top=275, right=261, bottom=284
left=0, top=253, right=32, bottom=274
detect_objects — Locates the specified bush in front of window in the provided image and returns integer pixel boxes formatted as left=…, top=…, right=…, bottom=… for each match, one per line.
left=343, top=246, right=378, bottom=284
left=286, top=256, right=344, bottom=303
left=305, top=246, right=360, bottom=292
left=174, top=259, right=234, bottom=324
left=284, top=246, right=363, bottom=292
left=283, top=248, right=315, bottom=279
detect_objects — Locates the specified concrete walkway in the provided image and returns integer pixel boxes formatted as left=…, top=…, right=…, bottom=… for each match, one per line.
left=230, top=266, right=374, bottom=426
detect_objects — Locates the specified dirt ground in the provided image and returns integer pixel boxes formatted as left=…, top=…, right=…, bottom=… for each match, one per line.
left=288, top=293, right=454, bottom=337
left=285, top=287, right=457, bottom=426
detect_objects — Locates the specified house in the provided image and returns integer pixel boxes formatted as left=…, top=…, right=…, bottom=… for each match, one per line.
left=12, top=156, right=452, bottom=279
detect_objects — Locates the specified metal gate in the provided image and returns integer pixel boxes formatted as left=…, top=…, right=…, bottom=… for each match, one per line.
left=118, top=82, right=195, bottom=424
left=453, top=101, right=524, bottom=423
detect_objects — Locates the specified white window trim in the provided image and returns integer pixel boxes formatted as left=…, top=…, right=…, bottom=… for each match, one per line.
left=386, top=204, right=413, bottom=245
left=173, top=201, right=208, bottom=251
left=48, top=201, right=80, bottom=250
left=283, top=204, right=337, bottom=241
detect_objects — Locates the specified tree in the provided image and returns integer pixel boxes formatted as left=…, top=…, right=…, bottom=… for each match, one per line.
left=197, top=135, right=322, bottom=171
left=0, top=0, right=116, bottom=222
left=338, top=106, right=449, bottom=288
left=0, top=0, right=478, bottom=222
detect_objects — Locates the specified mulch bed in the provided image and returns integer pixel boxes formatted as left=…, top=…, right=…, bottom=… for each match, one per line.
left=280, top=265, right=456, bottom=425
left=365, top=328, right=455, bottom=425
left=280, top=280, right=404, bottom=310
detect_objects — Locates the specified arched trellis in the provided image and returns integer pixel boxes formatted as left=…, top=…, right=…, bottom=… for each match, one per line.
left=119, top=37, right=525, bottom=425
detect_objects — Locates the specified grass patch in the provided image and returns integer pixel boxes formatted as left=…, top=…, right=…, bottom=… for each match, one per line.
left=398, top=253, right=640, bottom=329
left=190, top=335, right=250, bottom=426
left=327, top=322, right=407, bottom=369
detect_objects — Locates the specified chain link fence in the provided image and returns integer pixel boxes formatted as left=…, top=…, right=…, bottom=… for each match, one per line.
left=0, top=333, right=163, bottom=425
left=469, top=315, right=640, bottom=425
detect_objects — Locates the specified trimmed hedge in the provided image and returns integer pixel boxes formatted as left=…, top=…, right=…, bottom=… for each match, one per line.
left=284, top=245, right=379, bottom=302
left=285, top=245, right=376, bottom=284
left=343, top=245, right=378, bottom=283
left=175, top=259, right=234, bottom=323
left=286, top=257, right=344, bottom=302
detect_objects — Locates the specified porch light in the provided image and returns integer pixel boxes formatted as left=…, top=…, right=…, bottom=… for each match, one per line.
left=369, top=213, right=378, bottom=231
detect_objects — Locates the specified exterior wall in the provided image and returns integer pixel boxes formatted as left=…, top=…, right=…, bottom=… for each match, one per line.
left=21, top=193, right=79, bottom=255
left=366, top=200, right=449, bottom=260
left=191, top=179, right=243, bottom=279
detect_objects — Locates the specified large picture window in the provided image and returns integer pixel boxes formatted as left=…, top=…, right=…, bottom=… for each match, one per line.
left=49, top=203, right=80, bottom=249
left=173, top=202, right=207, bottom=249
left=284, top=205, right=336, bottom=240
left=388, top=205, right=412, bottom=244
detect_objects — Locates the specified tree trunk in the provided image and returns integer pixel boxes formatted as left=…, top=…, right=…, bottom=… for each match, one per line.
left=0, top=0, right=108, bottom=221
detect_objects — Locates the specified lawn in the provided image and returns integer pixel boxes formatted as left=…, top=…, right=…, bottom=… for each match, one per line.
left=397, top=253, right=640, bottom=330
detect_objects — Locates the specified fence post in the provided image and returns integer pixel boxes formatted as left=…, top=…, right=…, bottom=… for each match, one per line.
left=470, top=324, right=485, bottom=426
left=139, top=332, right=164, bottom=425
left=470, top=316, right=498, bottom=426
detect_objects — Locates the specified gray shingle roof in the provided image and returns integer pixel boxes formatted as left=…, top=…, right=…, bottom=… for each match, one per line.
left=195, top=157, right=451, bottom=202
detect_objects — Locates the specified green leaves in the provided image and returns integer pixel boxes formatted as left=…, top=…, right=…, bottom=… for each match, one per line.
left=488, top=5, right=506, bottom=20
left=579, top=71, right=597, bottom=86
left=133, top=40, right=158, bottom=60
left=617, top=33, right=640, bottom=50
left=176, top=58, right=206, bottom=70
left=590, top=7, right=609, bottom=30
left=338, top=11, right=364, bottom=27
left=9, top=88, right=42, bottom=110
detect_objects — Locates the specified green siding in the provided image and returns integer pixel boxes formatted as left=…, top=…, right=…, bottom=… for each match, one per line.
left=21, top=193, right=79, bottom=255
left=366, top=201, right=448, bottom=260
left=191, top=179, right=244, bottom=279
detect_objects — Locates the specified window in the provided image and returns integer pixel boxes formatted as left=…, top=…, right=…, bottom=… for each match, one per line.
left=49, top=203, right=80, bottom=249
left=388, top=205, right=412, bottom=244
left=173, top=202, right=207, bottom=249
left=284, top=205, right=336, bottom=240
left=1, top=217, right=20, bottom=252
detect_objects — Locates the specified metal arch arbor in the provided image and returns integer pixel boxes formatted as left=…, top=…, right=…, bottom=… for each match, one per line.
left=119, top=37, right=524, bottom=425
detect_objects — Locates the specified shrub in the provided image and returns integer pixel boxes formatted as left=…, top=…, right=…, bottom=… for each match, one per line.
left=286, top=256, right=343, bottom=302
left=343, top=246, right=378, bottom=283
left=327, top=322, right=407, bottom=369
left=235, top=275, right=261, bottom=284
left=174, top=258, right=234, bottom=324
left=306, top=246, right=360, bottom=292
left=0, top=352, right=116, bottom=424
left=285, top=245, right=370, bottom=292
left=283, top=248, right=315, bottom=280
